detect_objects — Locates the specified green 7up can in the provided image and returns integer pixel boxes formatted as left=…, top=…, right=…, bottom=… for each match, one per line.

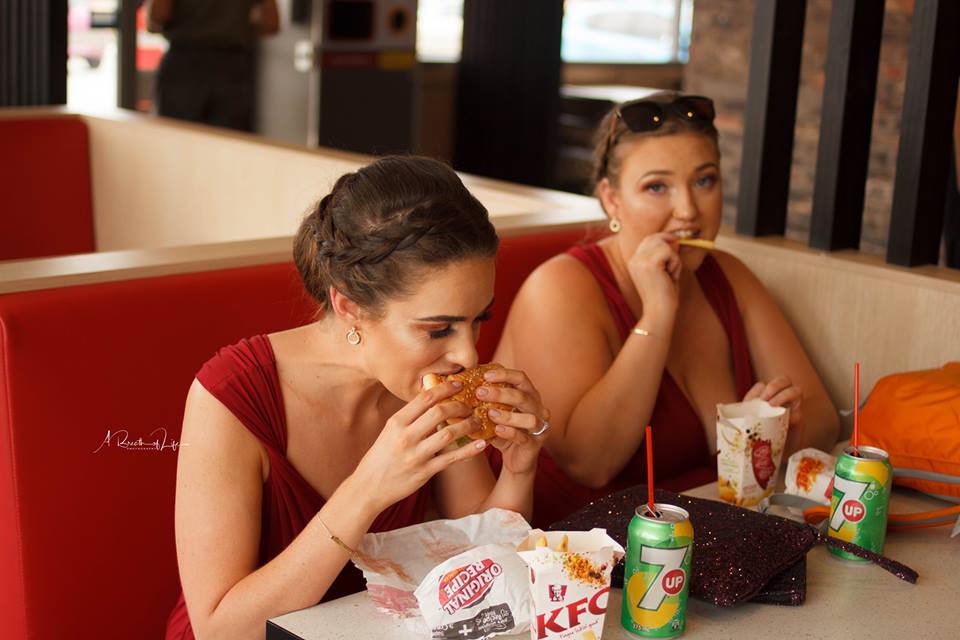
left=621, top=504, right=693, bottom=637
left=827, top=445, right=892, bottom=560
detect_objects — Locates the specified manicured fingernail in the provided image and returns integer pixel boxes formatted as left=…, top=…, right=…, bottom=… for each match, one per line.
left=488, top=409, right=501, bottom=418
left=476, top=386, right=488, bottom=397
left=474, top=440, right=487, bottom=449
left=483, top=371, right=497, bottom=380
left=496, top=425, right=507, bottom=434
left=451, top=380, right=463, bottom=388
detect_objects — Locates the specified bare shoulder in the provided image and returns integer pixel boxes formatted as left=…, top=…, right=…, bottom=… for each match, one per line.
left=181, top=379, right=268, bottom=481
left=709, top=249, right=803, bottom=371
left=710, top=249, right=759, bottom=285
left=498, top=251, right=618, bottom=358
left=511, top=252, right=610, bottom=321
left=499, top=249, right=620, bottom=434
left=709, top=249, right=772, bottom=307
left=174, top=381, right=268, bottom=633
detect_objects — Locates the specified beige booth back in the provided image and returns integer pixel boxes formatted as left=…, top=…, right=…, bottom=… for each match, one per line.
left=718, top=234, right=960, bottom=427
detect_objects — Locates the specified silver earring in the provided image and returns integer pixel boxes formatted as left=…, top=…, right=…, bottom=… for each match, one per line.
left=609, top=218, right=622, bottom=233
left=346, top=327, right=362, bottom=345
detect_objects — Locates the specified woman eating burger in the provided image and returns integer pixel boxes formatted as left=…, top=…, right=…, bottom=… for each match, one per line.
left=164, top=156, right=549, bottom=640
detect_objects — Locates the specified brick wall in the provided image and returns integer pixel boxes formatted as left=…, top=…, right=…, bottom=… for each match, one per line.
left=684, top=0, right=915, bottom=255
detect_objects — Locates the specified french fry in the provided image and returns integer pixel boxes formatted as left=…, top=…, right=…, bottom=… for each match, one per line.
left=677, top=237, right=716, bottom=250
left=582, top=631, right=597, bottom=640
left=536, top=535, right=549, bottom=548
left=557, top=534, right=569, bottom=552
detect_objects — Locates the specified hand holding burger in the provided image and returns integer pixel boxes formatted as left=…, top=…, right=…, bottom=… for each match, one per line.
left=423, top=363, right=550, bottom=477
left=422, top=363, right=513, bottom=442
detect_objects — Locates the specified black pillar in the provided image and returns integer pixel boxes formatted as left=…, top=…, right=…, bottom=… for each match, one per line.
left=809, top=0, right=885, bottom=251
left=887, top=0, right=960, bottom=267
left=117, top=0, right=137, bottom=110
left=736, top=0, right=807, bottom=237
left=454, top=0, right=563, bottom=187
left=944, top=141, right=959, bottom=268
left=0, top=0, right=67, bottom=106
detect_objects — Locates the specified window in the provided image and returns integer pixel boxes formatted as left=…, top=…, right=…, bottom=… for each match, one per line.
left=415, top=0, right=693, bottom=64
left=416, top=0, right=463, bottom=63
left=562, top=0, right=693, bottom=64
left=67, top=0, right=167, bottom=112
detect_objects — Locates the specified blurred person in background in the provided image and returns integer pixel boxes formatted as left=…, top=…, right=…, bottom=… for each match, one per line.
left=147, top=0, right=279, bottom=132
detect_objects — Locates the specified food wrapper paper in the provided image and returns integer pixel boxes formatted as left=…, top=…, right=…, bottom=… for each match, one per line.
left=784, top=447, right=836, bottom=505
left=415, top=543, right=531, bottom=639
left=352, top=508, right=531, bottom=635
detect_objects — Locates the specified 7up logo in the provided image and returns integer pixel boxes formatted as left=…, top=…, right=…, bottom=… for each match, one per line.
left=830, top=475, right=869, bottom=530
left=637, top=546, right=689, bottom=610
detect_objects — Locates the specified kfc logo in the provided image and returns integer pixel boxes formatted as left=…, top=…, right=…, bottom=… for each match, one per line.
left=535, top=586, right=609, bottom=638
left=548, top=585, right=567, bottom=602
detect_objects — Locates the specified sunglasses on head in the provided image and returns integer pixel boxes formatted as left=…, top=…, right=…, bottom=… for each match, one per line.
left=599, top=95, right=716, bottom=177
left=615, top=95, right=715, bottom=133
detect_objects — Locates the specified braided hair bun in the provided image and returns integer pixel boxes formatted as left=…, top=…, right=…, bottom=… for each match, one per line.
left=293, top=156, right=498, bottom=316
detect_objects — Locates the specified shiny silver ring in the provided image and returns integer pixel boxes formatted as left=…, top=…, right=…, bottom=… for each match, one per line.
left=531, top=419, right=551, bottom=437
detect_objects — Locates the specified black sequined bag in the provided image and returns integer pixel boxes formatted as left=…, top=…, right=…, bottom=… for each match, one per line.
left=549, top=485, right=916, bottom=607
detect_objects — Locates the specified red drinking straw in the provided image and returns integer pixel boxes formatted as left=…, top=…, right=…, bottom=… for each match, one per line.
left=646, top=425, right=655, bottom=515
left=853, top=362, right=861, bottom=456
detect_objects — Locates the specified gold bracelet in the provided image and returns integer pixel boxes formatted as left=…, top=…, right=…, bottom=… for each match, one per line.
left=632, top=326, right=651, bottom=337
left=316, top=514, right=359, bottom=561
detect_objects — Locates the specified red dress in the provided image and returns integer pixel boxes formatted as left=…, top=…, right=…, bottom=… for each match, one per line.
left=164, top=335, right=430, bottom=640
left=527, top=245, right=756, bottom=527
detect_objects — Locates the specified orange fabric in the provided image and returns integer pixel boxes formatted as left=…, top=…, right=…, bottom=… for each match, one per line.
left=860, top=362, right=960, bottom=499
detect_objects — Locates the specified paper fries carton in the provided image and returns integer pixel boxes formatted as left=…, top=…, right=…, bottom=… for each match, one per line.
left=517, top=529, right=624, bottom=640
left=716, top=399, right=789, bottom=506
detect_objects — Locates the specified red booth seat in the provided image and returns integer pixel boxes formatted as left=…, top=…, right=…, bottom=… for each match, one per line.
left=0, top=117, right=96, bottom=261
left=0, top=227, right=586, bottom=640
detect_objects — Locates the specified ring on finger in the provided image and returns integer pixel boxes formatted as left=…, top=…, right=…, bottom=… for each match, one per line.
left=531, top=419, right=551, bottom=437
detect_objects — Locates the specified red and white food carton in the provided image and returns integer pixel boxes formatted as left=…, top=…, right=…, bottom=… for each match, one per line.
left=517, top=529, right=624, bottom=640
left=415, top=543, right=531, bottom=639
left=784, top=447, right=836, bottom=505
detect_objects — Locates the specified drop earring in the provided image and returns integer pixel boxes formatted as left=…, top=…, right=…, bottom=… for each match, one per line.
left=346, top=327, right=362, bottom=345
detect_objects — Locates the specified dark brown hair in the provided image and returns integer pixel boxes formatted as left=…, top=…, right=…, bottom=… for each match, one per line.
left=592, top=90, right=720, bottom=190
left=293, top=155, right=499, bottom=317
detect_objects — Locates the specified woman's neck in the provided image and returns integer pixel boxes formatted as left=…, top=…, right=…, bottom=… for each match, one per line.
left=276, top=320, right=396, bottom=429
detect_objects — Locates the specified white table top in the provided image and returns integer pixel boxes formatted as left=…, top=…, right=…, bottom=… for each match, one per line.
left=268, top=484, right=960, bottom=640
